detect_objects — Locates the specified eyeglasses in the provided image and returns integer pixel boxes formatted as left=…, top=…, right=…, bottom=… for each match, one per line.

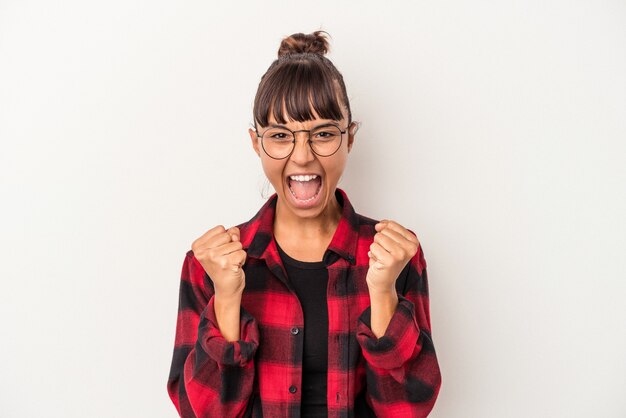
left=256, top=123, right=350, bottom=160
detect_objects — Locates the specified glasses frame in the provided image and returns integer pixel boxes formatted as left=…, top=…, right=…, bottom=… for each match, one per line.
left=255, top=122, right=351, bottom=160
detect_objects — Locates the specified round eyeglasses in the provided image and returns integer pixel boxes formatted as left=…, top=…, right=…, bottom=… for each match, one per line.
left=256, top=123, right=349, bottom=160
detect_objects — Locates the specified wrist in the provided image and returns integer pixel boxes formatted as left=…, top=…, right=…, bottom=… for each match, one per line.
left=366, top=282, right=396, bottom=296
left=214, top=289, right=243, bottom=303
left=369, top=288, right=398, bottom=305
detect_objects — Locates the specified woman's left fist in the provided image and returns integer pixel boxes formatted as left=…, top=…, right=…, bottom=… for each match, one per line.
left=366, top=219, right=420, bottom=293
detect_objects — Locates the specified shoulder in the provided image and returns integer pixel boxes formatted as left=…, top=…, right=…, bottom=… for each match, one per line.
left=353, top=210, right=426, bottom=272
left=356, top=212, right=379, bottom=227
left=352, top=212, right=379, bottom=243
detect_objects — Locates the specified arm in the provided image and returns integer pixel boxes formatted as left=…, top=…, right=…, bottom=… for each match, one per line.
left=166, top=251, right=259, bottom=418
left=369, top=288, right=399, bottom=339
left=214, top=292, right=243, bottom=341
left=356, top=243, right=442, bottom=417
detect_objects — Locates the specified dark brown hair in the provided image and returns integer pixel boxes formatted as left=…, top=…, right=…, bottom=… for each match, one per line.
left=252, top=31, right=352, bottom=129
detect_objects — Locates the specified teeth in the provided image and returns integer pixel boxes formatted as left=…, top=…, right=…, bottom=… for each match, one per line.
left=289, top=174, right=319, bottom=182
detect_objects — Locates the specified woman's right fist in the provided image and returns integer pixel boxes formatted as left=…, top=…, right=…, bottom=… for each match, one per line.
left=191, top=225, right=247, bottom=299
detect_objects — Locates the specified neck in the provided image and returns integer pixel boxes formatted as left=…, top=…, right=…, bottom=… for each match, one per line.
left=274, top=192, right=342, bottom=240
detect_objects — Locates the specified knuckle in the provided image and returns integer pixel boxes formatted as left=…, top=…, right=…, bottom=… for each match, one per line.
left=218, top=258, right=228, bottom=269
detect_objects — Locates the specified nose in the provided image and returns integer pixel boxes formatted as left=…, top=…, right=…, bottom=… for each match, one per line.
left=289, top=131, right=316, bottom=163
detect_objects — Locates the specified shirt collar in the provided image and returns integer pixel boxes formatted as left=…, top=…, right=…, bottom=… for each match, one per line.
left=241, top=187, right=359, bottom=266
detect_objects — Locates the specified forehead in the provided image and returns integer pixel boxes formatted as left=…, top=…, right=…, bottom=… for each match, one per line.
left=266, top=102, right=346, bottom=128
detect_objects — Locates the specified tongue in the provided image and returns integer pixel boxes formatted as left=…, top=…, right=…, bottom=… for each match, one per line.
left=289, top=177, right=321, bottom=200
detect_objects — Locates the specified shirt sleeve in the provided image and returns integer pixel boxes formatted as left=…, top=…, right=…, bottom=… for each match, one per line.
left=356, top=240, right=442, bottom=417
left=166, top=251, right=259, bottom=418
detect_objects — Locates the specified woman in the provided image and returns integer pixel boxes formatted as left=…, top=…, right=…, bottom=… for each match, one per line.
left=167, top=31, right=442, bottom=418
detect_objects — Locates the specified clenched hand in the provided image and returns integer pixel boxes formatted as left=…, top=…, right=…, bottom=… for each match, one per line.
left=191, top=225, right=247, bottom=299
left=366, top=219, right=420, bottom=294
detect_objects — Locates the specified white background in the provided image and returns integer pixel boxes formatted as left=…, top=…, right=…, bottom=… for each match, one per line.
left=1, top=1, right=625, bottom=417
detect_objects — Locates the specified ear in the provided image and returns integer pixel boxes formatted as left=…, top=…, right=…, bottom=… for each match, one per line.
left=347, top=121, right=358, bottom=153
left=249, top=127, right=261, bottom=157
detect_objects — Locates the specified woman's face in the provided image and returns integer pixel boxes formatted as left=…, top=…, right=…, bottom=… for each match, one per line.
left=248, top=106, right=356, bottom=221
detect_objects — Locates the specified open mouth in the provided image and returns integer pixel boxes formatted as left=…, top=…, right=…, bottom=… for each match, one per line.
left=286, top=175, right=323, bottom=203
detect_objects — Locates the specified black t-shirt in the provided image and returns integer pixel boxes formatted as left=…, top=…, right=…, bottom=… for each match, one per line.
left=275, top=240, right=329, bottom=418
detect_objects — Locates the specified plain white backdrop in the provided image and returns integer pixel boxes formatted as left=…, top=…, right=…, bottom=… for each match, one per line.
left=1, top=1, right=624, bottom=417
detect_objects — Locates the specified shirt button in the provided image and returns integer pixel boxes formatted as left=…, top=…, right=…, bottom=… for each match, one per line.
left=290, top=327, right=299, bottom=335
left=289, top=385, right=297, bottom=393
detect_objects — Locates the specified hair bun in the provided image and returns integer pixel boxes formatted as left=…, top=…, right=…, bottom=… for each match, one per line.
left=278, top=30, right=330, bottom=58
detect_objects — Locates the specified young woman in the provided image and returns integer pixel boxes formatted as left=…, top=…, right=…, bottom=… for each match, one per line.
left=167, top=31, right=442, bottom=418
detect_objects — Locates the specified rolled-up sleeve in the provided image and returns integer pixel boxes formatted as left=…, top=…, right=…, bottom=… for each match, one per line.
left=356, top=243, right=442, bottom=417
left=167, top=251, right=259, bottom=418
left=199, top=294, right=259, bottom=368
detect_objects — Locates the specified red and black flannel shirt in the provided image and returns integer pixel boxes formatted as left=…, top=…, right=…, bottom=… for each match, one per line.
left=167, top=187, right=442, bottom=417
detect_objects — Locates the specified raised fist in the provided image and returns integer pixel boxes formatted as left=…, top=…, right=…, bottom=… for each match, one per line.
left=191, top=225, right=247, bottom=299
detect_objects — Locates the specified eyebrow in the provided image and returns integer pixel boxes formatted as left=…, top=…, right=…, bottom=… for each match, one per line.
left=268, top=122, right=341, bottom=130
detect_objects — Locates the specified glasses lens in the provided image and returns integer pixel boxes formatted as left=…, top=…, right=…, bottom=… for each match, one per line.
left=261, top=128, right=294, bottom=159
left=310, top=125, right=342, bottom=156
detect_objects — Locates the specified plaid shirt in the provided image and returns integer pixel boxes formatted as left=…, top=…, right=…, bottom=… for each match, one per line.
left=167, top=187, right=442, bottom=417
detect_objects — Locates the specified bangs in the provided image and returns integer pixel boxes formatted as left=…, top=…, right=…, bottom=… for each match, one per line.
left=253, top=57, right=346, bottom=128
